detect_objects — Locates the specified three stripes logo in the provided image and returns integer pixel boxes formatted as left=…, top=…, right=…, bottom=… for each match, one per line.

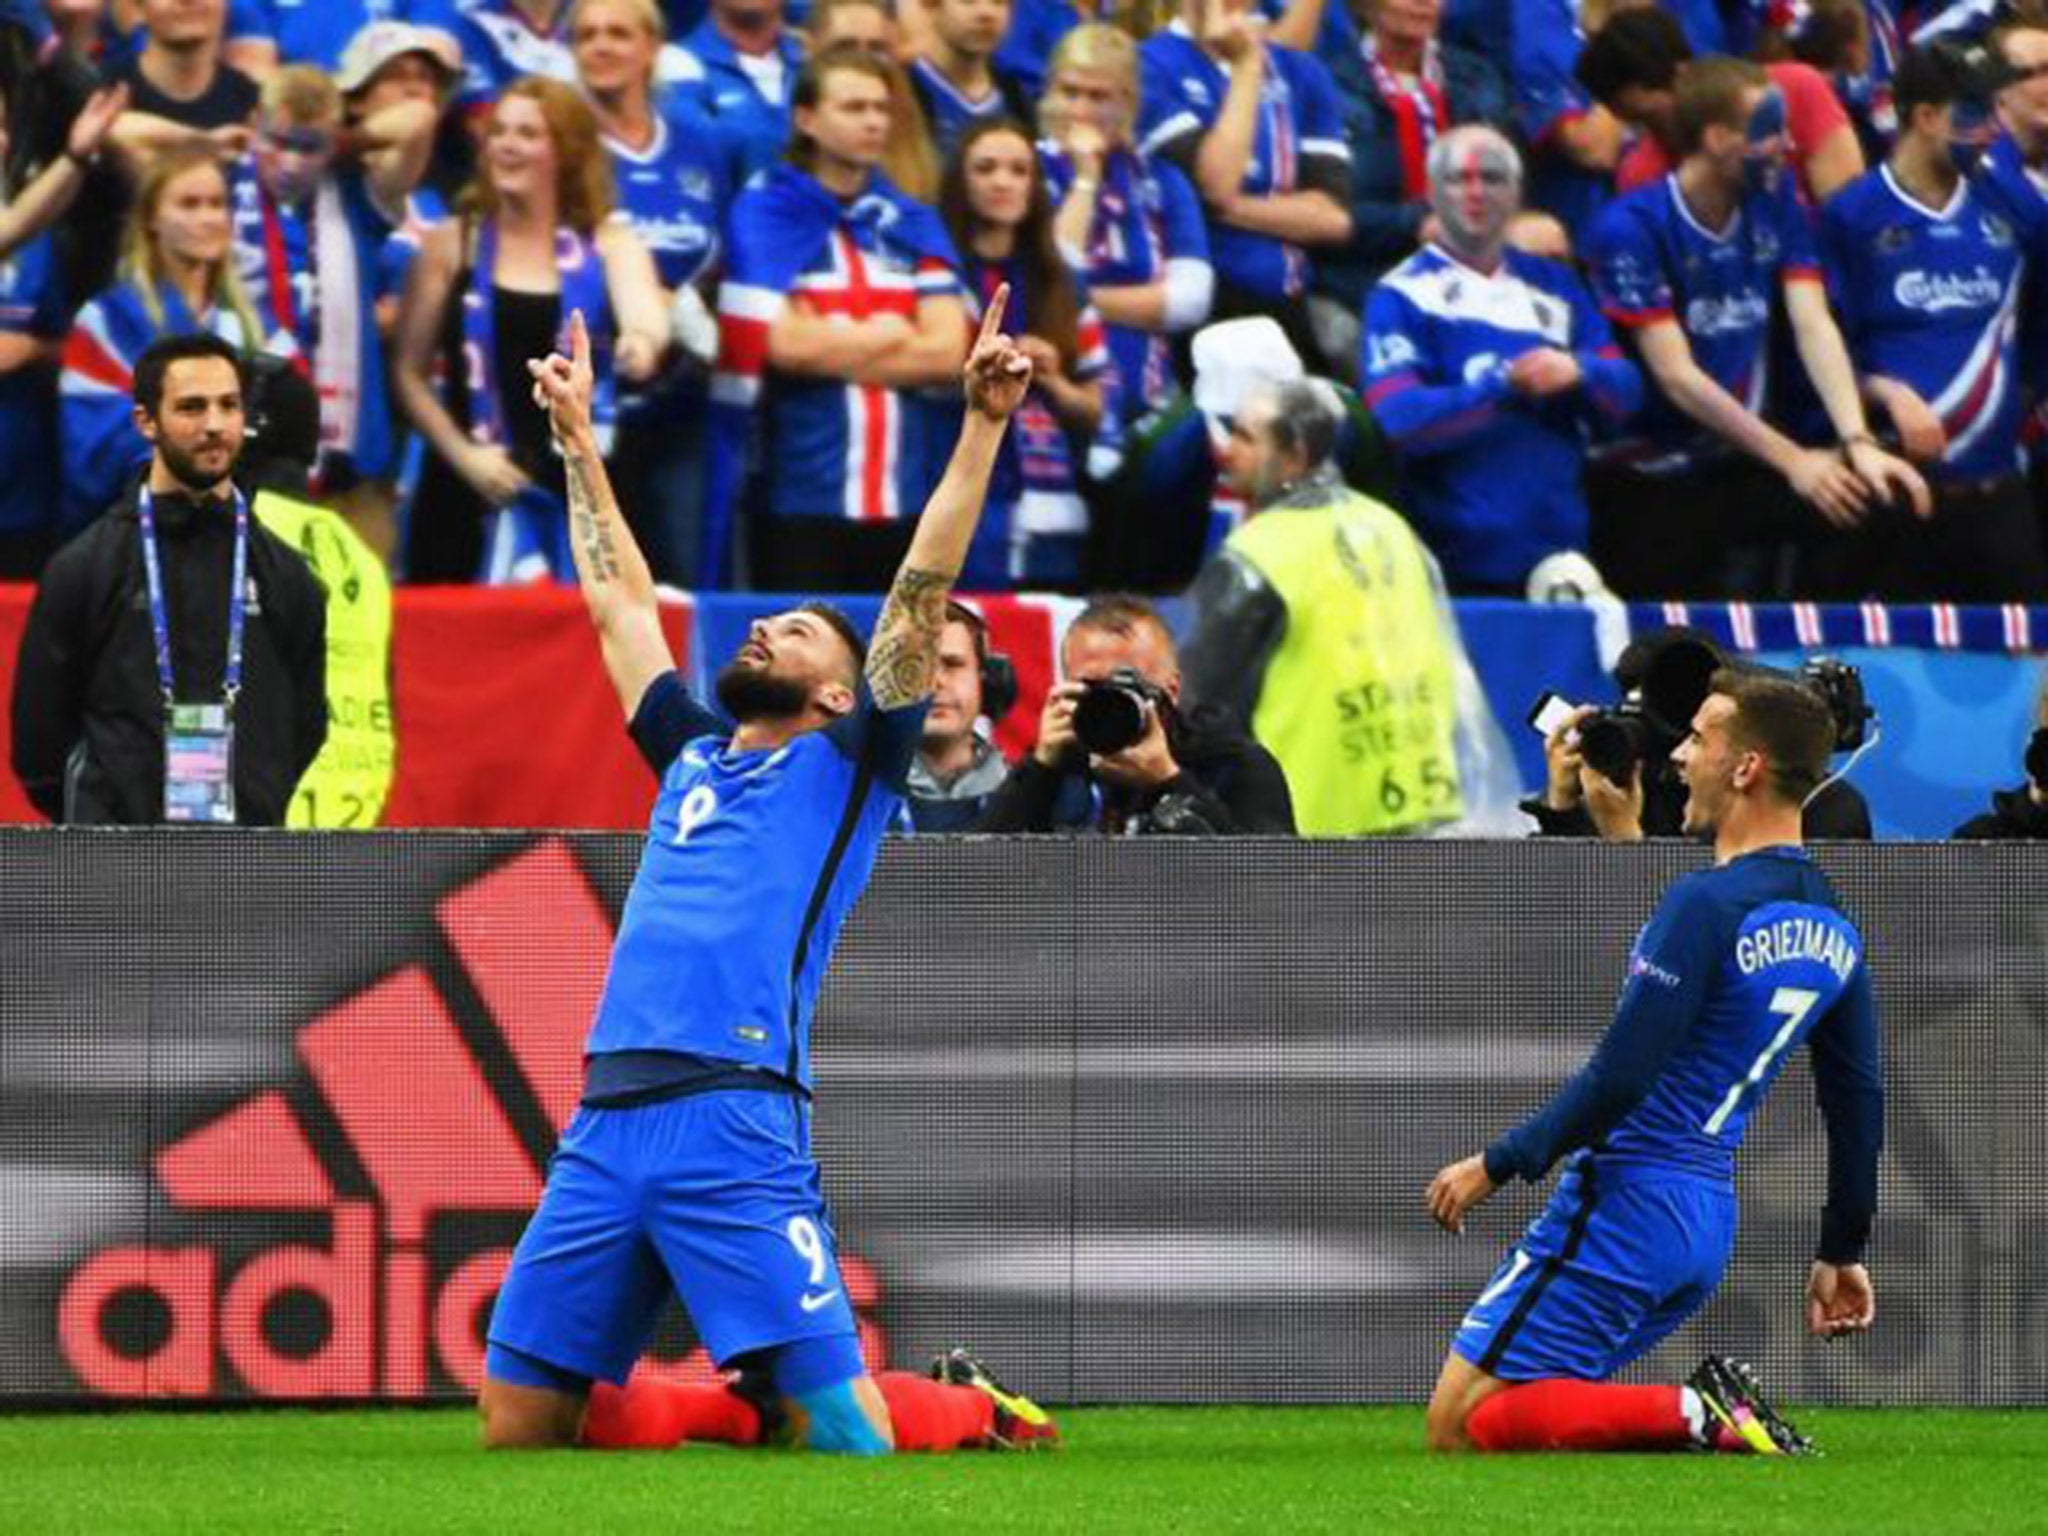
left=56, top=840, right=886, bottom=1398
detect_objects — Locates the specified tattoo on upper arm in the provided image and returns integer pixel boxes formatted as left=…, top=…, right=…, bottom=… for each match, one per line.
left=565, top=450, right=622, bottom=585
left=866, top=565, right=949, bottom=709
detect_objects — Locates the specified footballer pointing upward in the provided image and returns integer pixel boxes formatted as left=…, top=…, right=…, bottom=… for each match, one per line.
left=481, top=294, right=1056, bottom=1455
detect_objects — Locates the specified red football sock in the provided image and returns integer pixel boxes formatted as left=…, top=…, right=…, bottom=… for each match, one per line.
left=1466, top=1380, right=1692, bottom=1453
left=581, top=1378, right=762, bottom=1450
left=874, top=1372, right=996, bottom=1452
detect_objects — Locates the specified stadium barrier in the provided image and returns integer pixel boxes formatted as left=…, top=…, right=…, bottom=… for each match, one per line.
left=0, top=585, right=2040, bottom=837
left=2, top=831, right=2041, bottom=1407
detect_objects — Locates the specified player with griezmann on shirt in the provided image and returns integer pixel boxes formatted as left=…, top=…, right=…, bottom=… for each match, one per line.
left=479, top=292, right=1056, bottom=1455
left=1425, top=667, right=1882, bottom=1455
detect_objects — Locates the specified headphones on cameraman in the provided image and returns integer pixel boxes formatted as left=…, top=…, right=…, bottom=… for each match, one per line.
left=947, top=600, right=1018, bottom=723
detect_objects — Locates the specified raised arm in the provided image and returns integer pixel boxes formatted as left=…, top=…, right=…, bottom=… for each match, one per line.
left=864, top=285, right=1032, bottom=710
left=527, top=309, right=675, bottom=719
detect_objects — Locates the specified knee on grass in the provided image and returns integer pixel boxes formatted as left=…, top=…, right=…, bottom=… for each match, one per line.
left=479, top=1379, right=586, bottom=1450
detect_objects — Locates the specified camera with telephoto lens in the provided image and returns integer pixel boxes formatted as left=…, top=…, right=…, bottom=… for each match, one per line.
left=1797, top=657, right=1872, bottom=752
left=1072, top=667, right=1173, bottom=756
left=1571, top=633, right=1726, bottom=785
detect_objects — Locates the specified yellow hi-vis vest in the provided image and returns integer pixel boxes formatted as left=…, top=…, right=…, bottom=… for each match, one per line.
left=1225, top=489, right=1464, bottom=836
left=254, top=491, right=397, bottom=829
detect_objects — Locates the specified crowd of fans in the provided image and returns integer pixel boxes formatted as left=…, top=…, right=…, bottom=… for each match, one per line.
left=0, top=0, right=2047, bottom=604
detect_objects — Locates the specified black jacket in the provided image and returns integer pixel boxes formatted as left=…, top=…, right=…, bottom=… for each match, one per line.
left=1953, top=787, right=2048, bottom=840
left=972, top=702, right=1296, bottom=835
left=10, top=484, right=328, bottom=825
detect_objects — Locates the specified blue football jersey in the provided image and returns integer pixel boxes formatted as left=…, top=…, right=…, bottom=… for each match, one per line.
left=411, top=0, right=574, bottom=106
left=1489, top=846, right=1880, bottom=1199
left=1362, top=244, right=1640, bottom=587
left=1821, top=166, right=2030, bottom=482
left=1137, top=23, right=1350, bottom=299
left=1585, top=174, right=1821, bottom=472
left=585, top=673, right=925, bottom=1094
left=1040, top=143, right=1211, bottom=422
left=226, top=0, right=394, bottom=70
left=604, top=111, right=724, bottom=293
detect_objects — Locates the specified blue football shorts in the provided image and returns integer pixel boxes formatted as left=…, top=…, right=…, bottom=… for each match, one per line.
left=1452, top=1156, right=1738, bottom=1381
left=486, top=1089, right=860, bottom=1387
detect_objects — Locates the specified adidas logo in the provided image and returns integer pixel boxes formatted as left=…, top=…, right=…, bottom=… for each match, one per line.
left=55, top=840, right=888, bottom=1397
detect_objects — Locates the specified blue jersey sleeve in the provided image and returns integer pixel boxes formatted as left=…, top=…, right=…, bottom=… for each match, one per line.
left=1807, top=959, right=1882, bottom=1264
left=1361, top=281, right=1511, bottom=455
left=1485, top=878, right=1724, bottom=1184
left=1137, top=44, right=1209, bottom=159
left=1511, top=0, right=1591, bottom=144
left=628, top=670, right=728, bottom=774
left=1289, top=50, right=1350, bottom=172
left=1560, top=266, right=1642, bottom=424
left=1767, top=182, right=1822, bottom=280
left=1817, top=192, right=1867, bottom=352
left=1156, top=159, right=1212, bottom=263
left=824, top=684, right=929, bottom=794
left=1584, top=201, right=1676, bottom=327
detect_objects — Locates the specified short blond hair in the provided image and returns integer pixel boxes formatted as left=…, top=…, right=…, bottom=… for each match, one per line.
left=261, top=64, right=341, bottom=127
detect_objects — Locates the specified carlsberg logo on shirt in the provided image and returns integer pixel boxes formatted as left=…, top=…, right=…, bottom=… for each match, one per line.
left=1684, top=290, right=1771, bottom=337
left=1893, top=266, right=2004, bottom=313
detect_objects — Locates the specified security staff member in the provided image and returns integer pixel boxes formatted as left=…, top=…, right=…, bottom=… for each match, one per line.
left=1182, top=377, right=1469, bottom=836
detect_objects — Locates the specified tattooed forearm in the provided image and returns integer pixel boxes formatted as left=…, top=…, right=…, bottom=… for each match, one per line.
left=565, top=447, right=622, bottom=585
left=866, top=565, right=951, bottom=709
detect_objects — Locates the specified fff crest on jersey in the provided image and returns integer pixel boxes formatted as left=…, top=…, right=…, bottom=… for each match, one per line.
left=1874, top=224, right=1911, bottom=254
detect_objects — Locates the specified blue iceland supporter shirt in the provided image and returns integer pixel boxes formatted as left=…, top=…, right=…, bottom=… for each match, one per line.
left=1584, top=173, right=1821, bottom=473
left=1486, top=847, right=1882, bottom=1257
left=1362, top=243, right=1640, bottom=588
left=1822, top=165, right=2033, bottom=484
left=1137, top=21, right=1350, bottom=300
left=584, top=671, right=924, bottom=1095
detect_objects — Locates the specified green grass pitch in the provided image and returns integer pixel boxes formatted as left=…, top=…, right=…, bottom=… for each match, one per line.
left=1, top=1407, right=2042, bottom=1533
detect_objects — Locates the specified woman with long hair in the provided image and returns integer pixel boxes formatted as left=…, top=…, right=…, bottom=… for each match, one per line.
left=59, top=145, right=288, bottom=534
left=393, top=75, right=667, bottom=583
left=573, top=0, right=725, bottom=586
left=940, top=116, right=1107, bottom=588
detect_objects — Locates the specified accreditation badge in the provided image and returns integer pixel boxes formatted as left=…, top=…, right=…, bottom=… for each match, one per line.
left=164, top=703, right=236, bottom=825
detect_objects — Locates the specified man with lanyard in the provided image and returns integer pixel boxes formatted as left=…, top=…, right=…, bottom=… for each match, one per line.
left=11, top=333, right=327, bottom=825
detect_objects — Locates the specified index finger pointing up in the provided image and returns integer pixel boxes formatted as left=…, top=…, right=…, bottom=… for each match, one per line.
left=977, top=283, right=1010, bottom=348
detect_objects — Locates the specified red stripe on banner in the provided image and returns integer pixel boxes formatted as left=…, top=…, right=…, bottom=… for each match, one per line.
left=835, top=234, right=892, bottom=523
left=717, top=313, right=770, bottom=376
left=61, top=325, right=133, bottom=393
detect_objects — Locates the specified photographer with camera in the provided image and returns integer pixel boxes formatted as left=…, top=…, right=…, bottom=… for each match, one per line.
left=1953, top=675, right=2048, bottom=839
left=972, top=593, right=1295, bottom=835
left=1527, top=629, right=1873, bottom=841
